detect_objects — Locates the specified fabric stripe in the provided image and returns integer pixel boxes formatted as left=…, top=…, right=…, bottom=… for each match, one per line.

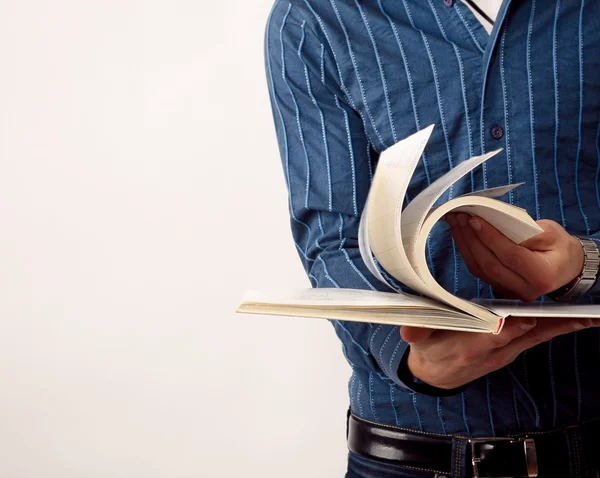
left=338, top=213, right=377, bottom=290
left=265, top=3, right=313, bottom=252
left=402, top=1, right=455, bottom=174
left=279, top=5, right=312, bottom=209
left=437, top=397, right=447, bottom=434
left=357, top=380, right=365, bottom=417
left=390, top=385, right=400, bottom=425
left=428, top=0, right=475, bottom=194
left=342, top=248, right=377, bottom=290
left=329, top=0, right=388, bottom=149
left=526, top=0, right=540, bottom=220
left=499, top=27, right=514, bottom=204
left=302, top=0, right=351, bottom=103
left=379, top=0, right=437, bottom=276
left=298, top=22, right=333, bottom=212
left=552, top=0, right=566, bottom=227
left=520, top=351, right=540, bottom=428
left=477, top=0, right=514, bottom=186
left=334, top=96, right=358, bottom=216
left=318, top=256, right=340, bottom=286
left=461, top=392, right=471, bottom=436
left=428, top=0, right=474, bottom=292
left=455, top=1, right=486, bottom=54
left=315, top=212, right=325, bottom=251
left=575, top=0, right=590, bottom=234
left=355, top=0, right=397, bottom=143
left=366, top=142, right=373, bottom=182
left=295, top=243, right=315, bottom=262
left=487, top=375, right=496, bottom=436
left=350, top=371, right=357, bottom=413
left=413, top=394, right=423, bottom=431
left=512, top=382, right=521, bottom=429
left=336, top=321, right=370, bottom=355
left=378, top=0, right=431, bottom=185
left=303, top=1, right=378, bottom=151
left=369, top=372, right=380, bottom=422
left=507, top=364, right=540, bottom=429
left=428, top=0, right=475, bottom=161
left=402, top=0, right=459, bottom=290
left=378, top=328, right=398, bottom=372
left=320, top=43, right=325, bottom=85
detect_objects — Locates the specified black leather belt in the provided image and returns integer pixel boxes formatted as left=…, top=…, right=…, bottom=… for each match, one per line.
left=347, top=413, right=600, bottom=477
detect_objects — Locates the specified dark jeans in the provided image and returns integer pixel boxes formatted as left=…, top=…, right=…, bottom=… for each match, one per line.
left=346, top=452, right=439, bottom=478
left=346, top=446, right=600, bottom=478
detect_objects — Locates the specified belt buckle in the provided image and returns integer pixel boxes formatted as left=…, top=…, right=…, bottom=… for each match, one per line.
left=469, top=436, right=538, bottom=478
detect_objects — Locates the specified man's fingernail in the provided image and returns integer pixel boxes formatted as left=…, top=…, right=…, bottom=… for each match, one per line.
left=470, top=219, right=482, bottom=232
left=521, top=318, right=537, bottom=330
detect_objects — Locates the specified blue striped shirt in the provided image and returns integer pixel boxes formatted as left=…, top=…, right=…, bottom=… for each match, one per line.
left=265, top=0, right=600, bottom=437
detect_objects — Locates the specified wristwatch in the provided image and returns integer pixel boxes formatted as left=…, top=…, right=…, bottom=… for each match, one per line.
left=548, top=236, right=600, bottom=302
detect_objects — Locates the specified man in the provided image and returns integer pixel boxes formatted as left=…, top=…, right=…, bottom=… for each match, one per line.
left=265, top=0, right=600, bottom=476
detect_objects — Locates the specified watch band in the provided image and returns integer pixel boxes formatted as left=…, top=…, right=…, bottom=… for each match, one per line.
left=548, top=236, right=600, bottom=302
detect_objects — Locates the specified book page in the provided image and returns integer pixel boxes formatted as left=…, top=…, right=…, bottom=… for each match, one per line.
left=479, top=300, right=600, bottom=318
left=241, top=287, right=460, bottom=311
left=446, top=202, right=542, bottom=244
left=407, top=195, right=543, bottom=325
left=400, top=149, right=502, bottom=261
left=237, top=288, right=494, bottom=332
left=358, top=125, right=434, bottom=294
left=462, top=183, right=524, bottom=199
left=237, top=301, right=492, bottom=333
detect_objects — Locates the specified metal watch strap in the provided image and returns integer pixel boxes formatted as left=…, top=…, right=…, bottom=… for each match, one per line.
left=548, top=236, right=600, bottom=302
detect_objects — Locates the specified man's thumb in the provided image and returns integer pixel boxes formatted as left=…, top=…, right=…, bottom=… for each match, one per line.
left=400, top=325, right=434, bottom=344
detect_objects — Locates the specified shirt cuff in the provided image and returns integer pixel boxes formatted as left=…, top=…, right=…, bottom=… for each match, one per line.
left=396, top=347, right=469, bottom=397
left=369, top=325, right=468, bottom=396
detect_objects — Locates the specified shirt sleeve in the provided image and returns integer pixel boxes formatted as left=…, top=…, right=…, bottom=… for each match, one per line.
left=265, top=2, right=416, bottom=392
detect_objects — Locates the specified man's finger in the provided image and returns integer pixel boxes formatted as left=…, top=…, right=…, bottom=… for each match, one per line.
left=520, top=220, right=562, bottom=251
left=460, top=218, right=534, bottom=298
left=450, top=214, right=521, bottom=298
left=401, top=325, right=435, bottom=344
left=484, top=317, right=538, bottom=348
left=498, top=318, right=597, bottom=361
left=469, top=217, right=544, bottom=280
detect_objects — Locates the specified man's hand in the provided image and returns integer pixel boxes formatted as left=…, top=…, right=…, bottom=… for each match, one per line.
left=401, top=213, right=591, bottom=390
left=402, top=318, right=599, bottom=389
left=446, top=213, right=584, bottom=301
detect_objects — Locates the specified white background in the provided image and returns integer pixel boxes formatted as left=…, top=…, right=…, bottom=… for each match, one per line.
left=0, top=1, right=351, bottom=477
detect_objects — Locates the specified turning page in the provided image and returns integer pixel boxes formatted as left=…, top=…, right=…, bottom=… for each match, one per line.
left=358, top=125, right=433, bottom=293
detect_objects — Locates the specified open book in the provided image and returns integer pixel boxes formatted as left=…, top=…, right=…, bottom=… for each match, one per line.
left=238, top=126, right=600, bottom=334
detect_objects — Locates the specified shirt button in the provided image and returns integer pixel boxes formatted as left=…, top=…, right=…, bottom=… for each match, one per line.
left=444, top=0, right=454, bottom=6
left=491, top=125, right=504, bottom=140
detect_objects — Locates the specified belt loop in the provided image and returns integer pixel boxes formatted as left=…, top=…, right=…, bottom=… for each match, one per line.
left=566, top=425, right=583, bottom=478
left=451, top=437, right=469, bottom=478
